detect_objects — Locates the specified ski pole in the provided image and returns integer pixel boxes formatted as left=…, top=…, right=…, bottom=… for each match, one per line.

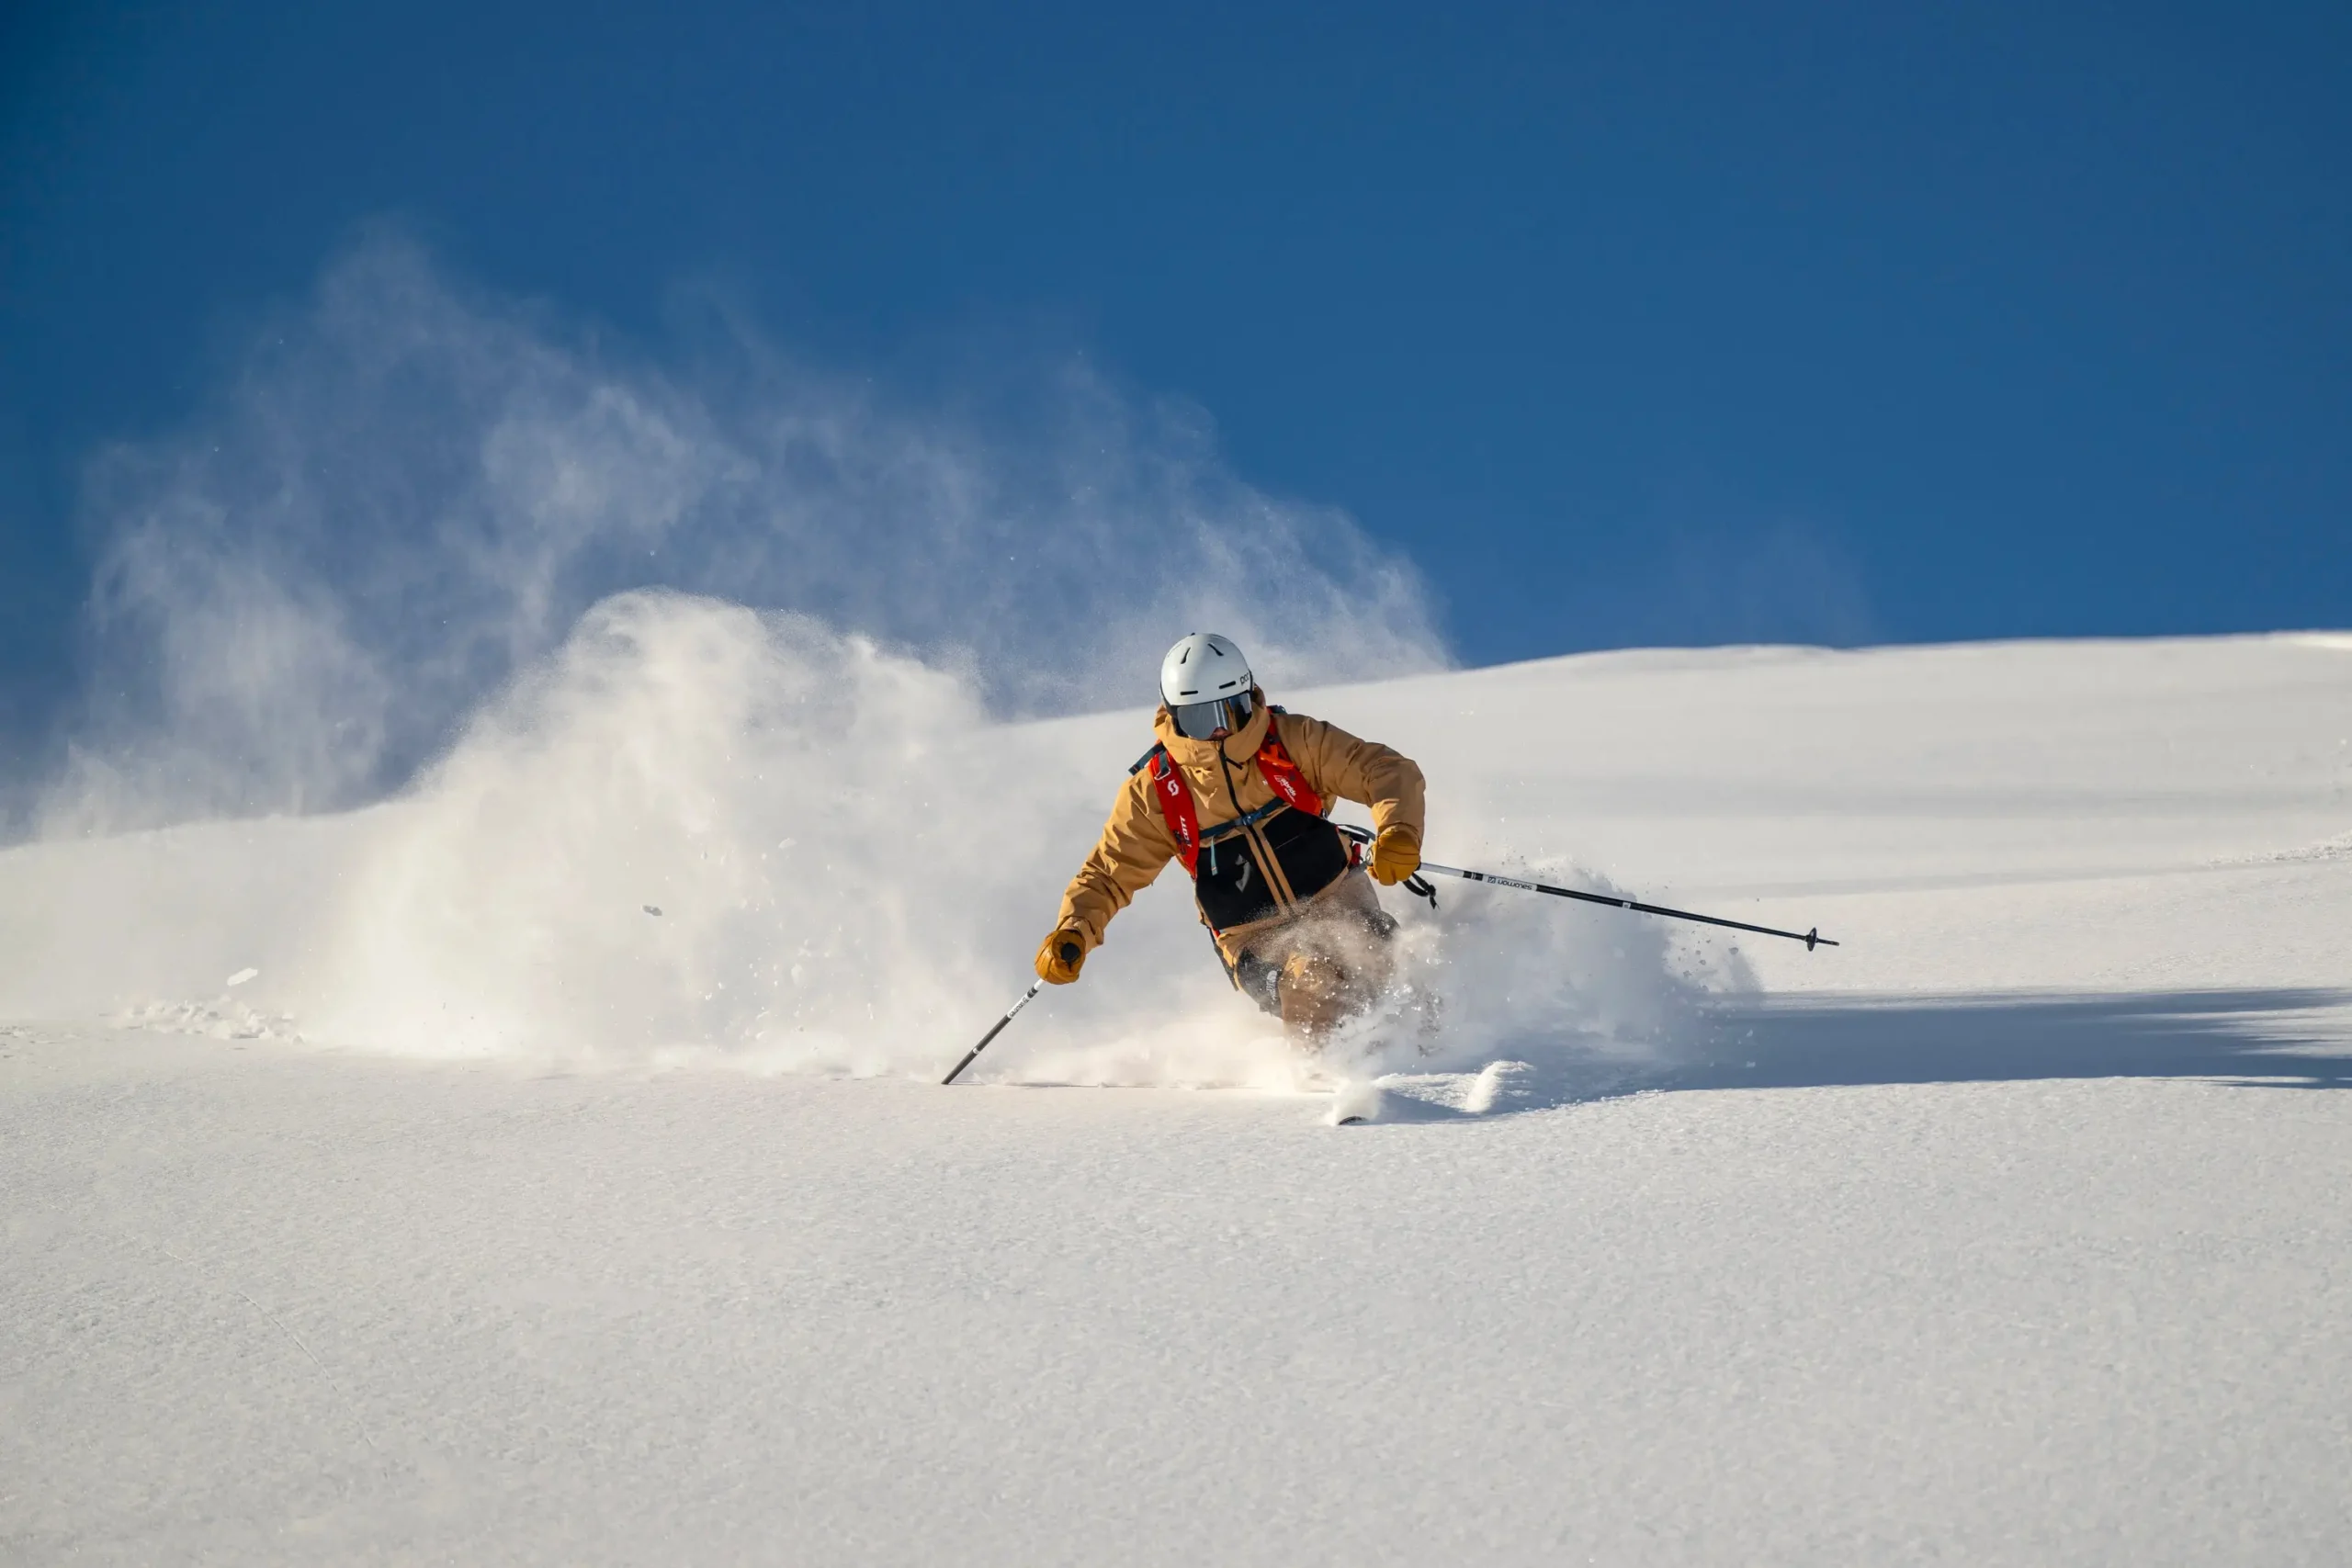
left=941, top=974, right=1052, bottom=1086
left=1331, top=824, right=1838, bottom=951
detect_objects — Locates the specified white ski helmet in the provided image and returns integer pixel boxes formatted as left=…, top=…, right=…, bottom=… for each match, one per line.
left=1160, top=631, right=1253, bottom=704
left=1159, top=633, right=1258, bottom=739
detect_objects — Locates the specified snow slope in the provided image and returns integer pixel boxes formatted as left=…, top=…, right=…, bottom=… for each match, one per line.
left=6, top=629, right=2351, bottom=1563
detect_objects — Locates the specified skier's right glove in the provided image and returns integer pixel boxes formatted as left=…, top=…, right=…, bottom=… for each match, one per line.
left=1035, top=928, right=1089, bottom=985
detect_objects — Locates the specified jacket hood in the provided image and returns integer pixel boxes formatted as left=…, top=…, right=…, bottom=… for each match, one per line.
left=1151, top=688, right=1273, bottom=768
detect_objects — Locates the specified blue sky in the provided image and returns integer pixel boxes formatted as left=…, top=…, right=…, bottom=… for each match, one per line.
left=4, top=1, right=2346, bottom=738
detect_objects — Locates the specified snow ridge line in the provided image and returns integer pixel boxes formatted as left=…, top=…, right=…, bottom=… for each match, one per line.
left=2210, top=830, right=2352, bottom=867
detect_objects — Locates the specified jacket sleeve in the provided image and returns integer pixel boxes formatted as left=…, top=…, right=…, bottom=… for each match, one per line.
left=1056, top=771, right=1183, bottom=947
left=1283, top=713, right=1426, bottom=840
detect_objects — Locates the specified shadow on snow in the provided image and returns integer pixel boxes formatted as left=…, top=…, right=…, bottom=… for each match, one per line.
left=1679, top=987, right=2352, bottom=1092
left=1373, top=987, right=2352, bottom=1122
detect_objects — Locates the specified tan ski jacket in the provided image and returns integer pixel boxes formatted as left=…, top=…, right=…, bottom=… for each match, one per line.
left=1056, top=698, right=1425, bottom=963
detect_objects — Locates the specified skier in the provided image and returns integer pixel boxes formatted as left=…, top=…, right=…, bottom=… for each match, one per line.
left=1035, top=633, right=1427, bottom=1036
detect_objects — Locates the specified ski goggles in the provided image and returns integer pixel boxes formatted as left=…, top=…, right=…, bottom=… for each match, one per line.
left=1170, top=691, right=1255, bottom=740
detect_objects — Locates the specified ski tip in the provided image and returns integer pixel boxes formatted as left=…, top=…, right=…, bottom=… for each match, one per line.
left=1325, top=1081, right=1387, bottom=1126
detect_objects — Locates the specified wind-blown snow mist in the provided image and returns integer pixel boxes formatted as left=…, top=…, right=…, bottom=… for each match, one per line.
left=0, top=233, right=1736, bottom=1089
left=41, top=232, right=1439, bottom=832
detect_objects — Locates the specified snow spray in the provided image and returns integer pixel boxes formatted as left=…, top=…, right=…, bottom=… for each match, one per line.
left=0, top=235, right=1746, bottom=1093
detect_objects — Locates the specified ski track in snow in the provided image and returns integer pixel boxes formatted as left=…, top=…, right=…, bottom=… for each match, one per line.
left=6, top=631, right=2352, bottom=1562
left=2211, top=829, right=2352, bottom=866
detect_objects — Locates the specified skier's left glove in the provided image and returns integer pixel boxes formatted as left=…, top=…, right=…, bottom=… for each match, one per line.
left=1369, top=825, right=1422, bottom=886
left=1035, top=928, right=1089, bottom=985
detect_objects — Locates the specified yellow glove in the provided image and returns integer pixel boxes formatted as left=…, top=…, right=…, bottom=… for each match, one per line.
left=1369, top=824, right=1422, bottom=886
left=1035, top=929, right=1089, bottom=985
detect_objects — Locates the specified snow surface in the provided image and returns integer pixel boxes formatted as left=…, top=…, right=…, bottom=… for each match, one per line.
left=6, top=628, right=2352, bottom=1563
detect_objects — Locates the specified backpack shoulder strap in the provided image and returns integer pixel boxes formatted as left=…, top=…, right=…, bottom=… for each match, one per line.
left=1141, top=745, right=1202, bottom=874
left=1252, top=715, right=1325, bottom=818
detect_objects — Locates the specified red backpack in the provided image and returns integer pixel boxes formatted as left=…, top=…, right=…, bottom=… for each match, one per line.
left=1137, top=716, right=1324, bottom=875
